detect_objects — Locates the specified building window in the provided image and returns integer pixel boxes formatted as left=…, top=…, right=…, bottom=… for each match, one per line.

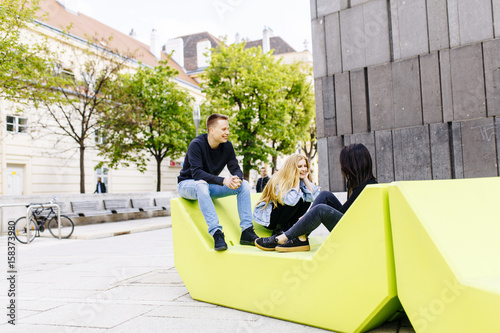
left=94, top=129, right=107, bottom=144
left=95, top=166, right=109, bottom=188
left=6, top=115, right=28, bottom=133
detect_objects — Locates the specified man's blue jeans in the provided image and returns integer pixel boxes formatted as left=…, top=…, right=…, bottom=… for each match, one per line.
left=177, top=179, right=253, bottom=236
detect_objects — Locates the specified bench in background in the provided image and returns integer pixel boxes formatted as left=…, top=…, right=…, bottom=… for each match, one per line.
left=103, top=199, right=139, bottom=214
left=71, top=201, right=112, bottom=217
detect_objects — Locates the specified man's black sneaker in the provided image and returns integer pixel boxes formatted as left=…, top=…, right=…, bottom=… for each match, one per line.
left=255, top=235, right=279, bottom=251
left=240, top=226, right=259, bottom=246
left=213, top=230, right=228, bottom=251
left=276, top=237, right=310, bottom=252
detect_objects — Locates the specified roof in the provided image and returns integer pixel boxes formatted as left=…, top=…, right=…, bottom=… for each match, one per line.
left=244, top=36, right=296, bottom=54
left=176, top=32, right=221, bottom=72
left=35, top=0, right=199, bottom=88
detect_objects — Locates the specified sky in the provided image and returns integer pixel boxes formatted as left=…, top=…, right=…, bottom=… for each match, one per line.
left=77, top=0, right=313, bottom=52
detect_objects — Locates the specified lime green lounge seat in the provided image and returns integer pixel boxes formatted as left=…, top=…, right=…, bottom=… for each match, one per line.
left=389, top=178, right=500, bottom=333
left=171, top=185, right=401, bottom=333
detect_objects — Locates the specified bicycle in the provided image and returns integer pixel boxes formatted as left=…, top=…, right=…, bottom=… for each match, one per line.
left=14, top=203, right=75, bottom=244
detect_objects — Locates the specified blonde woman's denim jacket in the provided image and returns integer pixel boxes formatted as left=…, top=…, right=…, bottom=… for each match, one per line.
left=253, top=180, right=320, bottom=227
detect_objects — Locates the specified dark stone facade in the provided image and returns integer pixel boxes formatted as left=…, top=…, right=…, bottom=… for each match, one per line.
left=310, top=0, right=500, bottom=191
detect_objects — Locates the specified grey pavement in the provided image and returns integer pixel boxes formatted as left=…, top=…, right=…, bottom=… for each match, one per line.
left=0, top=217, right=414, bottom=332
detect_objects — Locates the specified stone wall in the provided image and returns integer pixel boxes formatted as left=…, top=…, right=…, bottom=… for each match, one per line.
left=310, top=0, right=500, bottom=191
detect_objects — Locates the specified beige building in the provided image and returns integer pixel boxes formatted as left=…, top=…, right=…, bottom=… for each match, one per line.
left=0, top=0, right=203, bottom=196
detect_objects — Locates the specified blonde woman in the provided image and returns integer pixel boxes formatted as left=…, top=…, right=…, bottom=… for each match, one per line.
left=253, top=154, right=320, bottom=235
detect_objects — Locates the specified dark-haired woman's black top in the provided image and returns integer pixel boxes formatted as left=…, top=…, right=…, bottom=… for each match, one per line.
left=341, top=179, right=378, bottom=213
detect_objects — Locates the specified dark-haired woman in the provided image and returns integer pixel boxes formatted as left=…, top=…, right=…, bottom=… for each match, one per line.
left=255, top=143, right=377, bottom=252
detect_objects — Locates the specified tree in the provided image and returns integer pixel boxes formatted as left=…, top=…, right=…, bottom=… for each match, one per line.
left=0, top=0, right=55, bottom=101
left=302, top=117, right=318, bottom=163
left=202, top=42, right=314, bottom=179
left=38, top=35, right=132, bottom=193
left=98, top=61, right=195, bottom=191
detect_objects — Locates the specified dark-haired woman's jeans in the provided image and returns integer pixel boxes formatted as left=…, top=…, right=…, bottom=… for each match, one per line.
left=284, top=191, right=344, bottom=239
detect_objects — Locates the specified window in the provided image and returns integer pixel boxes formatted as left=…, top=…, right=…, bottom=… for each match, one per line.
left=6, top=115, right=28, bottom=133
left=95, top=166, right=109, bottom=188
left=94, top=129, right=107, bottom=144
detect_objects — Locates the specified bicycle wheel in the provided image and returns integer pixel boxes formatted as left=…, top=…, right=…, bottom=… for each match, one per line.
left=14, top=216, right=37, bottom=244
left=48, top=215, right=74, bottom=239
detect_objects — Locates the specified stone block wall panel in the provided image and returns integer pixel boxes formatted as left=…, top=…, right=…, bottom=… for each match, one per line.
left=420, top=53, right=443, bottom=124
left=328, top=136, right=345, bottom=191
left=310, top=0, right=317, bottom=19
left=323, top=76, right=337, bottom=137
left=450, top=44, right=486, bottom=121
left=494, top=0, right=500, bottom=37
left=375, top=130, right=395, bottom=183
left=325, top=118, right=338, bottom=138
left=439, top=49, right=454, bottom=122
left=460, top=118, right=498, bottom=178
left=429, top=123, right=452, bottom=179
left=316, top=0, right=342, bottom=17
left=483, top=38, right=500, bottom=116
left=363, top=0, right=391, bottom=67
left=426, top=0, right=450, bottom=52
left=335, top=72, right=352, bottom=135
left=312, top=18, right=327, bottom=78
left=340, top=5, right=366, bottom=71
left=325, top=13, right=343, bottom=75
left=392, top=57, right=423, bottom=128
left=450, top=122, right=464, bottom=179
left=317, top=138, right=329, bottom=190
left=368, top=63, right=394, bottom=131
left=447, top=0, right=460, bottom=47
left=390, top=0, right=429, bottom=60
left=314, top=78, right=325, bottom=138
left=457, top=0, right=493, bottom=45
left=350, top=69, right=369, bottom=134
left=393, top=126, right=432, bottom=181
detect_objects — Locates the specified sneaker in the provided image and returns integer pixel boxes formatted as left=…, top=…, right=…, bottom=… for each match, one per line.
left=213, top=230, right=228, bottom=251
left=240, top=226, right=259, bottom=245
left=255, top=235, right=279, bottom=251
left=276, top=237, right=310, bottom=252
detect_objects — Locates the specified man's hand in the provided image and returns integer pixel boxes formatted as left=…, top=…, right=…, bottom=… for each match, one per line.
left=223, top=176, right=242, bottom=190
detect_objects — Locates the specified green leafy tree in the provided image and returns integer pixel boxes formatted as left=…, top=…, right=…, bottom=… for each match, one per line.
left=98, top=61, right=195, bottom=191
left=38, top=35, right=132, bottom=193
left=0, top=0, right=55, bottom=101
left=202, top=42, right=314, bottom=179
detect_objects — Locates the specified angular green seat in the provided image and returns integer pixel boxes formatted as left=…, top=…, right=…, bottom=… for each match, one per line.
left=389, top=178, right=500, bottom=333
left=172, top=185, right=401, bottom=333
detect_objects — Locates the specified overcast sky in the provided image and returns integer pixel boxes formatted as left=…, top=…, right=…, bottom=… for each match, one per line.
left=77, top=0, right=313, bottom=52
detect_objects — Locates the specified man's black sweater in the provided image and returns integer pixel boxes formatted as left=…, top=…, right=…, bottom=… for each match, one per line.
left=178, top=134, right=243, bottom=185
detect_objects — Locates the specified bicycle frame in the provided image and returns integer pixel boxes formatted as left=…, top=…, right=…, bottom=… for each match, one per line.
left=26, top=203, right=60, bottom=244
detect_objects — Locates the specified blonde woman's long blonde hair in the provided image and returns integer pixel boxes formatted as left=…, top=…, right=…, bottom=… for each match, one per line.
left=256, top=154, right=312, bottom=209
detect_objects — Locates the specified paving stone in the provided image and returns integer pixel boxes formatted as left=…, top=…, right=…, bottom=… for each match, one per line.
left=420, top=53, right=443, bottom=124
left=310, top=0, right=317, bottom=19
left=392, top=57, right=422, bottom=128
left=430, top=123, right=452, bottom=180
left=146, top=304, right=261, bottom=320
left=447, top=0, right=460, bottom=47
left=391, top=0, right=429, bottom=60
left=315, top=78, right=325, bottom=138
left=363, top=0, right=390, bottom=67
left=450, top=122, right=464, bottom=179
left=460, top=118, right=498, bottom=178
left=328, top=136, right=345, bottom=191
left=340, top=5, right=366, bottom=71
left=317, top=138, right=329, bottom=190
left=350, top=69, right=369, bottom=133
left=439, top=49, right=454, bottom=122
left=393, top=126, right=431, bottom=181
left=316, top=0, right=343, bottom=17
left=311, top=18, right=327, bottom=78
left=426, top=0, right=450, bottom=51
left=335, top=72, right=352, bottom=135
left=483, top=38, right=500, bottom=116
left=375, top=130, right=395, bottom=183
left=325, top=12, right=342, bottom=75
left=457, top=0, right=493, bottom=45
left=450, top=44, right=486, bottom=121
left=368, top=63, right=394, bottom=131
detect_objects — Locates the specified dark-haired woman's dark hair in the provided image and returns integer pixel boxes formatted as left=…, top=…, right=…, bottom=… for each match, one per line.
left=339, top=143, right=376, bottom=195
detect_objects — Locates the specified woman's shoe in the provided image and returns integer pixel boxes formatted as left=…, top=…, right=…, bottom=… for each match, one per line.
left=275, top=237, right=310, bottom=252
left=255, top=235, right=279, bottom=251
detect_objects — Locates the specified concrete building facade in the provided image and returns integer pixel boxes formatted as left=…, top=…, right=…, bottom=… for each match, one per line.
left=310, top=0, right=500, bottom=191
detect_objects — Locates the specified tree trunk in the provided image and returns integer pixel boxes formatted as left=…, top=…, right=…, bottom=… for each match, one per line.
left=272, top=154, right=278, bottom=174
left=156, top=156, right=162, bottom=192
left=80, top=144, right=85, bottom=193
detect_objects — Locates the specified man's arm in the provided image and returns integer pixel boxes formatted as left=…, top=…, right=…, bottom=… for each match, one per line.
left=226, top=142, right=243, bottom=179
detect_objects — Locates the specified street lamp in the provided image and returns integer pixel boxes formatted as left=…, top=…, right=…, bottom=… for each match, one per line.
left=193, top=103, right=201, bottom=136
